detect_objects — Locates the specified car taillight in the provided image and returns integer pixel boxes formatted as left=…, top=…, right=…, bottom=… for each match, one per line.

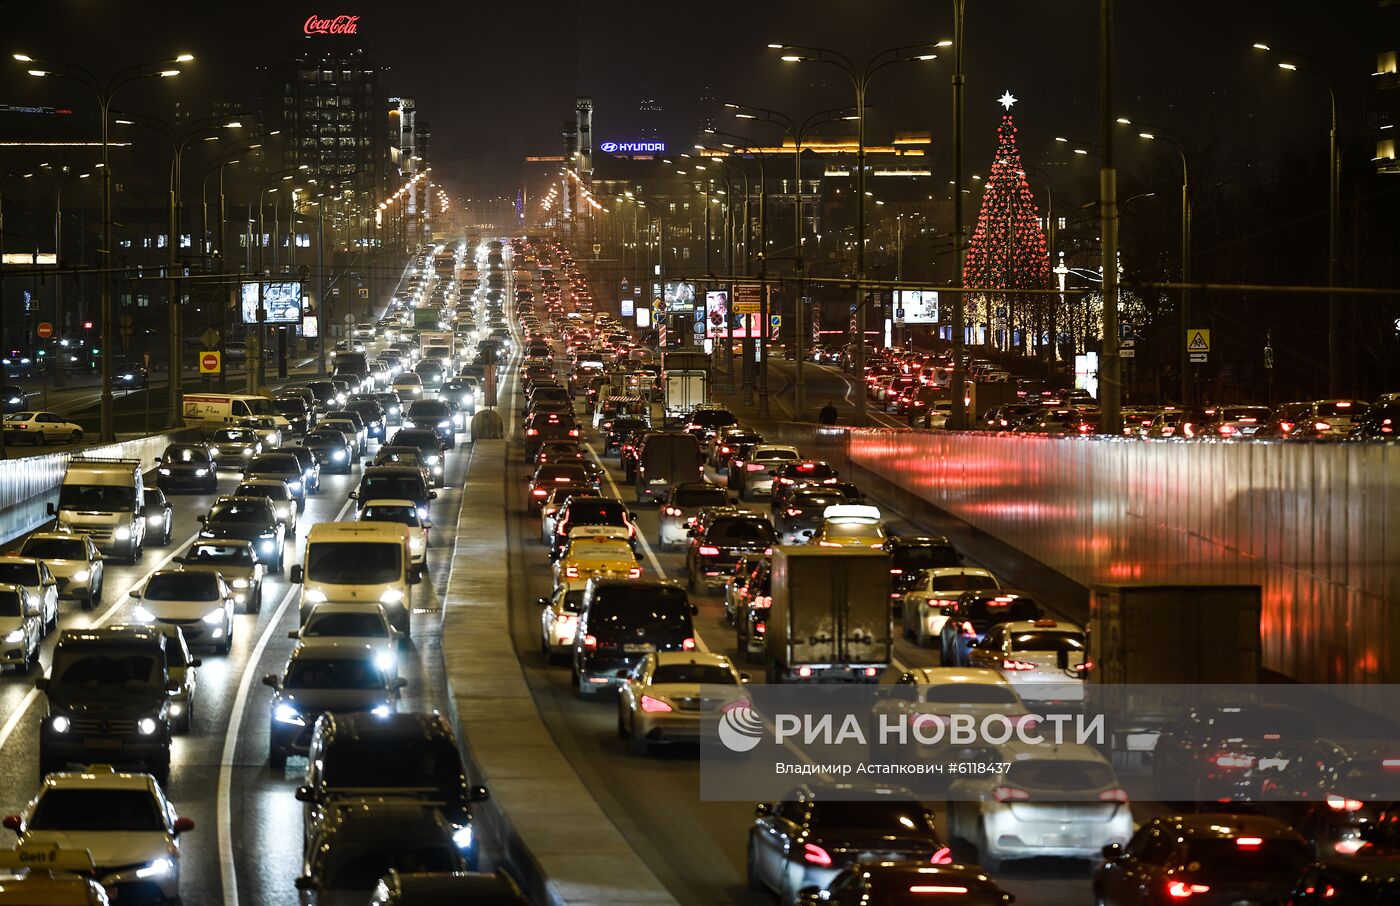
left=889, top=568, right=904, bottom=575
left=1002, top=659, right=1038, bottom=671
left=681, top=637, right=696, bottom=650
left=627, top=567, right=641, bottom=578
left=583, top=633, right=597, bottom=651
left=796, top=665, right=813, bottom=678
left=802, top=843, right=832, bottom=866
left=1325, top=794, right=1363, bottom=811
left=698, top=545, right=720, bottom=556
left=1077, top=423, right=1093, bottom=433
left=1098, top=788, right=1129, bottom=803
left=568, top=428, right=579, bottom=436
left=1166, top=881, right=1211, bottom=899
left=754, top=621, right=765, bottom=635
left=1210, top=753, right=1256, bottom=769
left=863, top=667, right=878, bottom=677
left=746, top=463, right=764, bottom=471
left=663, top=506, right=681, bottom=516
left=639, top=695, right=672, bottom=713
left=993, top=786, right=1030, bottom=802
left=720, top=446, right=730, bottom=454
left=564, top=566, right=579, bottom=577
left=929, top=846, right=953, bottom=865
left=525, top=428, right=538, bottom=436
left=1279, top=421, right=1294, bottom=433
left=532, top=488, right=548, bottom=497
left=1235, top=836, right=1263, bottom=849
left=1314, top=421, right=1330, bottom=432
left=785, top=508, right=802, bottom=517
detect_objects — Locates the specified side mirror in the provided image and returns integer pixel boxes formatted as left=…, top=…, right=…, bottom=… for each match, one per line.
left=690, top=603, right=700, bottom=615
left=197, top=515, right=207, bottom=524
left=261, top=674, right=280, bottom=689
left=469, top=785, right=490, bottom=802
left=189, top=658, right=202, bottom=668
left=295, top=785, right=316, bottom=803
left=289, top=565, right=304, bottom=584
left=288, top=630, right=300, bottom=639
left=34, top=677, right=47, bottom=691
left=128, top=589, right=140, bottom=598
left=801, top=530, right=814, bottom=538
left=740, top=673, right=752, bottom=684
left=173, top=556, right=186, bottom=565
left=347, top=491, right=357, bottom=500
left=46, top=502, right=56, bottom=517
left=293, top=877, right=315, bottom=892
left=1101, top=842, right=1123, bottom=862
left=395, top=677, right=409, bottom=689
left=2, top=816, right=20, bottom=832
left=536, top=597, right=549, bottom=607
left=429, top=491, right=438, bottom=500
left=173, top=816, right=195, bottom=835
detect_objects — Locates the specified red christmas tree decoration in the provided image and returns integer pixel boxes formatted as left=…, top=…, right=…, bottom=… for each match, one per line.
left=962, top=102, right=1050, bottom=350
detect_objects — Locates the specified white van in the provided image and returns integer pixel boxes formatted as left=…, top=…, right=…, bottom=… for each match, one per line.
left=181, top=392, right=291, bottom=436
left=290, top=522, right=421, bottom=636
left=49, top=458, right=147, bottom=562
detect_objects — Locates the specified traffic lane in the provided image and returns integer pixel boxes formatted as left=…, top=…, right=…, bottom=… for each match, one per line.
left=0, top=467, right=243, bottom=840
left=505, top=433, right=768, bottom=906
left=585, top=433, right=1103, bottom=905
left=762, top=358, right=906, bottom=428
left=226, top=432, right=476, bottom=906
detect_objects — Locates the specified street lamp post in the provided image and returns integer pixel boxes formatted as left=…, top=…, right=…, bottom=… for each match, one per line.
left=770, top=41, right=941, bottom=426
left=253, top=168, right=306, bottom=391
left=15, top=52, right=191, bottom=441
left=50, top=168, right=91, bottom=387
left=949, top=0, right=969, bottom=428
left=1253, top=43, right=1341, bottom=396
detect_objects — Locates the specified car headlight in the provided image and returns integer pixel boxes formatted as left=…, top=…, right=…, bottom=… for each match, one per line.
left=260, top=540, right=276, bottom=553
left=287, top=480, right=302, bottom=491
left=231, top=578, right=249, bottom=589
left=371, top=703, right=392, bottom=718
left=114, top=525, right=132, bottom=540
left=333, top=451, right=346, bottom=461
left=426, top=454, right=439, bottom=465
left=438, top=420, right=451, bottom=428
left=452, top=824, right=474, bottom=850
left=134, top=605, right=155, bottom=623
left=3, top=629, right=25, bottom=644
left=410, top=537, right=424, bottom=552
left=274, top=703, right=305, bottom=725
left=202, top=608, right=226, bottom=625
left=374, top=651, right=396, bottom=674
left=243, top=448, right=254, bottom=457
left=304, top=589, right=328, bottom=603
left=390, top=406, right=400, bottom=415
left=194, top=468, right=209, bottom=477
left=379, top=588, right=404, bottom=605
left=135, top=717, right=159, bottom=736
left=146, top=514, right=164, bottom=526
left=158, top=467, right=172, bottom=476
left=50, top=715, right=70, bottom=733
left=72, top=569, right=90, bottom=583
left=135, top=858, right=173, bottom=880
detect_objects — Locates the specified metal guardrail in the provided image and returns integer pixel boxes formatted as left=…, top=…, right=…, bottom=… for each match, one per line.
left=767, top=424, right=1399, bottom=685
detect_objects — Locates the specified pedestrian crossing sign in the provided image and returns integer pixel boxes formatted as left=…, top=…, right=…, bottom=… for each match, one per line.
left=1186, top=329, right=1210, bottom=352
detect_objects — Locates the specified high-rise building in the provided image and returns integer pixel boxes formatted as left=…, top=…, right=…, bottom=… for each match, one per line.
left=1371, top=0, right=1399, bottom=173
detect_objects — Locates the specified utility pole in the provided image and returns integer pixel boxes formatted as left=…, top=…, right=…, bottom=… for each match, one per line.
left=1097, top=0, right=1122, bottom=434
left=949, top=0, right=969, bottom=429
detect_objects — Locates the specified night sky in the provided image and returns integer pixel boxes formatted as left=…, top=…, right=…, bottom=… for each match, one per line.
left=0, top=0, right=1374, bottom=200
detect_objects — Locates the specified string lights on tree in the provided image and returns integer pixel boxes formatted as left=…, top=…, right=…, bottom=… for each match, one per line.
left=962, top=91, right=1050, bottom=353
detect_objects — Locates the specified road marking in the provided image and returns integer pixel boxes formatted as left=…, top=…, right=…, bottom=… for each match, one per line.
left=217, top=491, right=356, bottom=906
left=0, top=527, right=202, bottom=756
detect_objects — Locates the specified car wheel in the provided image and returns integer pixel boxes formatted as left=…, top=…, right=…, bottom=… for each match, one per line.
left=252, top=588, right=263, bottom=614
left=87, top=583, right=100, bottom=610
left=164, top=523, right=172, bottom=545
left=177, top=701, right=193, bottom=734
left=23, top=640, right=39, bottom=672
left=33, top=432, right=44, bottom=446
left=69, top=431, right=82, bottom=444
left=628, top=717, right=650, bottom=757
left=745, top=836, right=766, bottom=892
left=616, top=707, right=629, bottom=739
left=152, top=758, right=171, bottom=788
left=219, top=630, right=232, bottom=655
left=977, top=823, right=1002, bottom=872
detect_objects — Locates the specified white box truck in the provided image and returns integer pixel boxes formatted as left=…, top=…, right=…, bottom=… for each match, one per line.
left=49, top=459, right=147, bottom=562
left=765, top=546, right=893, bottom=683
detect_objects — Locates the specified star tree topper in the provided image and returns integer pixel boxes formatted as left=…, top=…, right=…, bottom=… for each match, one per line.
left=997, top=90, right=1018, bottom=110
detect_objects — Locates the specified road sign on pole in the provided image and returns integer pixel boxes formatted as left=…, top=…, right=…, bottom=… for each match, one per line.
left=199, top=351, right=221, bottom=374
left=35, top=322, right=53, bottom=339
left=1186, top=329, right=1211, bottom=352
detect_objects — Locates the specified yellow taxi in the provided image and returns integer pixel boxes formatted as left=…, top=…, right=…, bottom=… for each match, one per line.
left=553, top=535, right=641, bottom=586
left=0, top=844, right=110, bottom=904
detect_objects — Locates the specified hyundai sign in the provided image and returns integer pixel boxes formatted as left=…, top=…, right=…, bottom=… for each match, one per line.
left=598, top=141, right=666, bottom=154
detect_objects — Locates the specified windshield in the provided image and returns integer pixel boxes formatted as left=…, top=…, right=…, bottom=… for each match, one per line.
left=187, top=543, right=254, bottom=566
left=304, top=611, right=389, bottom=638
left=565, top=500, right=627, bottom=525
left=306, top=542, right=403, bottom=585
left=145, top=572, right=220, bottom=601
left=236, top=484, right=289, bottom=501
left=1007, top=759, right=1114, bottom=790
left=30, top=790, right=165, bottom=832
left=0, top=590, right=24, bottom=617
left=930, top=574, right=996, bottom=592
left=652, top=664, right=735, bottom=684
left=1009, top=630, right=1086, bottom=653
left=284, top=657, right=386, bottom=690
left=375, top=450, right=424, bottom=467
left=1192, top=709, right=1317, bottom=739
left=248, top=455, right=298, bottom=475
left=245, top=398, right=278, bottom=417
left=209, top=502, right=272, bottom=523
left=324, top=735, right=462, bottom=789
left=322, top=845, right=458, bottom=890
left=753, top=449, right=799, bottom=462
left=408, top=401, right=450, bottom=418
left=707, top=518, right=775, bottom=544
left=689, top=410, right=736, bottom=427
left=21, top=538, right=85, bottom=560
left=923, top=684, right=1018, bottom=705
left=361, top=476, right=427, bottom=500
left=362, top=505, right=421, bottom=526
left=163, top=446, right=210, bottom=463
left=215, top=429, right=258, bottom=443
left=1181, top=839, right=1312, bottom=880
left=809, top=802, right=935, bottom=835
left=591, top=587, right=691, bottom=630
left=59, top=484, right=135, bottom=512
left=894, top=546, right=962, bottom=571
left=0, top=563, right=39, bottom=585
left=790, top=493, right=848, bottom=510
left=52, top=650, right=160, bottom=690
left=674, top=487, right=730, bottom=507
left=966, top=597, right=1040, bottom=623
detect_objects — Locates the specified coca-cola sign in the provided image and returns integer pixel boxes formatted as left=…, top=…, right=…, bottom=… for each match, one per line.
left=304, top=14, right=359, bottom=35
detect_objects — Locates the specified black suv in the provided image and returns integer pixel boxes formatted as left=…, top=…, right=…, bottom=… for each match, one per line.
left=354, top=465, right=436, bottom=513
left=244, top=452, right=309, bottom=506
left=155, top=442, right=218, bottom=493
left=685, top=508, right=776, bottom=593
left=405, top=398, right=457, bottom=445
left=198, top=496, right=285, bottom=571
left=38, top=627, right=173, bottom=782
left=939, top=590, right=1043, bottom=666
left=572, top=579, right=696, bottom=699
left=773, top=485, right=863, bottom=545
left=683, top=405, right=738, bottom=443
left=300, top=711, right=488, bottom=864
left=346, top=396, right=388, bottom=441
left=885, top=535, right=963, bottom=609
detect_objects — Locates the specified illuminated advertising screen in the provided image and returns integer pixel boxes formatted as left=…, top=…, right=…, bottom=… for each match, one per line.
left=621, top=298, right=635, bottom=318
left=636, top=308, right=652, bottom=329
left=664, top=281, right=696, bottom=312
left=895, top=289, right=939, bottom=324
left=705, top=290, right=730, bottom=339
left=240, top=281, right=303, bottom=324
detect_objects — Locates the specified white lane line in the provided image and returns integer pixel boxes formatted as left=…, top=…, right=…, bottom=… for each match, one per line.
left=0, top=527, right=203, bottom=755
left=217, top=490, right=357, bottom=906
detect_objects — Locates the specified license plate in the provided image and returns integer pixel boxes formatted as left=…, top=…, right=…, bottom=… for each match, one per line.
left=84, top=738, right=122, bottom=749
left=1041, top=834, right=1087, bottom=846
left=623, top=643, right=655, bottom=653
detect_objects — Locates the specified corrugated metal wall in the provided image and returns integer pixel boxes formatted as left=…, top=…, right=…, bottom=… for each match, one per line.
left=773, top=426, right=1398, bottom=684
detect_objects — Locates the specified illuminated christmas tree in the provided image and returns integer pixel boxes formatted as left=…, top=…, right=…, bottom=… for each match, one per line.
left=962, top=92, right=1050, bottom=351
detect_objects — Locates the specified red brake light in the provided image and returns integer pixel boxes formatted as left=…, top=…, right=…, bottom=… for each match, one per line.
left=698, top=545, right=721, bottom=556
left=720, top=446, right=730, bottom=453
left=568, top=428, right=579, bottom=436
left=627, top=567, right=641, bottom=578
left=929, top=846, right=953, bottom=865
left=1002, top=659, right=1038, bottom=671
left=532, top=489, right=548, bottom=497
left=754, top=621, right=765, bottom=635
left=1314, top=421, right=1331, bottom=432
left=802, top=843, right=832, bottom=866
left=583, top=633, right=597, bottom=651
left=564, top=566, right=579, bottom=577
left=681, top=637, right=696, bottom=651
left=525, top=428, right=539, bottom=436
left=1098, top=788, right=1129, bottom=803
left=1325, top=795, right=1363, bottom=811
left=796, top=665, right=813, bottom=678
left=1235, top=837, right=1263, bottom=848
left=1167, top=881, right=1211, bottom=898
left=993, top=786, right=1030, bottom=802
left=639, top=695, right=672, bottom=713
left=746, top=463, right=764, bottom=471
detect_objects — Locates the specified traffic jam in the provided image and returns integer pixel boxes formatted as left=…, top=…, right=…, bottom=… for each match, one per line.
left=507, top=236, right=1400, bottom=906
left=0, top=241, right=524, bottom=903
